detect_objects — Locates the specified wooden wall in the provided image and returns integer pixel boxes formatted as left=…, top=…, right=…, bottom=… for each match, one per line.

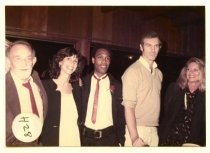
left=6, top=6, right=205, bottom=59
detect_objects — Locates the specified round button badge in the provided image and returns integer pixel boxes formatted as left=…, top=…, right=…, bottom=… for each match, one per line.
left=12, top=113, right=43, bottom=143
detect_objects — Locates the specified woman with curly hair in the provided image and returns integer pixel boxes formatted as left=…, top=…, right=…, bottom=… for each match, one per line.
left=40, top=47, right=82, bottom=146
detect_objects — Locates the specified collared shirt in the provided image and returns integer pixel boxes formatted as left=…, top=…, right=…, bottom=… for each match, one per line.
left=11, top=72, right=44, bottom=123
left=85, top=74, right=113, bottom=130
left=139, top=56, right=158, bottom=75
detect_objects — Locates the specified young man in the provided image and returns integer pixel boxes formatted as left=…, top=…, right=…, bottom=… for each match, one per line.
left=122, top=31, right=163, bottom=146
left=81, top=47, right=125, bottom=146
left=6, top=40, right=48, bottom=146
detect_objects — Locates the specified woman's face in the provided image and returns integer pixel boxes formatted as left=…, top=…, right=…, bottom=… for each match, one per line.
left=186, top=62, right=201, bottom=83
left=59, top=55, right=78, bottom=75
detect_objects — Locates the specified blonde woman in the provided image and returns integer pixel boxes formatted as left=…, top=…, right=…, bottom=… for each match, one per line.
left=159, top=57, right=205, bottom=146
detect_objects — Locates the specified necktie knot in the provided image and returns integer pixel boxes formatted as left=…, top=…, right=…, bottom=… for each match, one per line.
left=23, top=81, right=30, bottom=88
left=93, top=74, right=107, bottom=82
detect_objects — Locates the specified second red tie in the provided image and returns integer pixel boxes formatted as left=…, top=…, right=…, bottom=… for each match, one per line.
left=91, top=74, right=108, bottom=124
left=91, top=76, right=100, bottom=124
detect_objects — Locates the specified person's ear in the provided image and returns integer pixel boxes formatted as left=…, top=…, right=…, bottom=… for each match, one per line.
left=6, top=57, right=10, bottom=73
left=32, top=57, right=37, bottom=66
left=58, top=61, right=63, bottom=67
left=92, top=57, right=95, bottom=64
left=140, top=44, right=143, bottom=51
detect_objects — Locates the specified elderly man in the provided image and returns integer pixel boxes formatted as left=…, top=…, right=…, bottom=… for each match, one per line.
left=6, top=40, right=47, bottom=146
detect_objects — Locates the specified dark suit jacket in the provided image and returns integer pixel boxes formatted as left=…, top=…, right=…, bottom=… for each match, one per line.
left=158, top=82, right=206, bottom=146
left=6, top=71, right=48, bottom=146
left=81, top=73, right=125, bottom=146
left=39, top=79, right=82, bottom=146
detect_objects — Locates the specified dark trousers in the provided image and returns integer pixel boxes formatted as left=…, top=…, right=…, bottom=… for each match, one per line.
left=81, top=126, right=119, bottom=146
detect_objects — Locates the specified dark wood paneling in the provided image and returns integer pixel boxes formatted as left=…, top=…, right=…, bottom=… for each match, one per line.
left=47, top=6, right=92, bottom=39
left=47, top=7, right=73, bottom=34
left=21, top=6, right=48, bottom=34
left=5, top=6, right=205, bottom=58
left=92, top=7, right=113, bottom=43
left=6, top=6, right=22, bottom=28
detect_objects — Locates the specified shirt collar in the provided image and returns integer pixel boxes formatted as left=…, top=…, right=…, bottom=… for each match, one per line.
left=11, top=71, right=33, bottom=86
left=93, top=73, right=108, bottom=80
left=138, top=56, right=157, bottom=73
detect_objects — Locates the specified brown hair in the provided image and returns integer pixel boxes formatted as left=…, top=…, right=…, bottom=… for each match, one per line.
left=140, top=31, right=161, bottom=46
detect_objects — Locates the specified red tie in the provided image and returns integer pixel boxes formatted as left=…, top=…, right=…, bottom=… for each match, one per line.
left=91, top=74, right=107, bottom=124
left=23, top=81, right=39, bottom=117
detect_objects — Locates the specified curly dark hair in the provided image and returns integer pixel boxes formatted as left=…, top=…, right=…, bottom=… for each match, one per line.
left=49, top=47, right=81, bottom=82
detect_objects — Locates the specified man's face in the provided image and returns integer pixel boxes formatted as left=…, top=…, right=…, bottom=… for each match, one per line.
left=140, top=37, right=161, bottom=62
left=8, top=44, right=36, bottom=81
left=92, top=48, right=111, bottom=77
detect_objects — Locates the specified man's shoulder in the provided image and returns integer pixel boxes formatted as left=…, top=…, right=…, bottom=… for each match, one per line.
left=108, top=74, right=121, bottom=84
left=155, top=68, right=163, bottom=79
left=31, top=71, right=49, bottom=96
left=81, top=74, right=92, bottom=87
left=31, top=70, right=41, bottom=81
left=127, top=59, right=142, bottom=70
left=123, top=60, right=142, bottom=77
left=6, top=71, right=12, bottom=81
left=6, top=72, right=15, bottom=90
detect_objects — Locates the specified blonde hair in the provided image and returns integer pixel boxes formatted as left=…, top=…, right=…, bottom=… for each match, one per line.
left=177, top=57, right=205, bottom=91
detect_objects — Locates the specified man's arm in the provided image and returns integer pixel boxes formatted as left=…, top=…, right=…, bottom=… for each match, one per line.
left=124, top=106, right=145, bottom=146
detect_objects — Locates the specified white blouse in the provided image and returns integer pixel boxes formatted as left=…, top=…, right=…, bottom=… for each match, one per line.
left=59, top=93, right=80, bottom=146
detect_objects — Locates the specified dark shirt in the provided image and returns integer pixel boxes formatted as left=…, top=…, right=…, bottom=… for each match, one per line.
left=159, top=82, right=206, bottom=146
